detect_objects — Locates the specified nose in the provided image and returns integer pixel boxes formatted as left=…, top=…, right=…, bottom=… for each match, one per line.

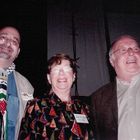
left=127, top=48, right=134, bottom=55
left=0, top=42, right=10, bottom=48
left=59, top=69, right=65, bottom=74
left=5, top=40, right=12, bottom=47
left=0, top=41, right=12, bottom=52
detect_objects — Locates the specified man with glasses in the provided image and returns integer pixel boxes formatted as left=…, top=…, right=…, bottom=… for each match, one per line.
left=90, top=35, right=140, bottom=140
left=0, top=26, right=34, bottom=140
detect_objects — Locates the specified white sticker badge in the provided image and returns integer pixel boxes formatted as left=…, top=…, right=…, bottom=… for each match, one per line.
left=74, top=114, right=89, bottom=124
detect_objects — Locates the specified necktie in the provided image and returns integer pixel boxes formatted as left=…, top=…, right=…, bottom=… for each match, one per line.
left=0, top=68, right=8, bottom=139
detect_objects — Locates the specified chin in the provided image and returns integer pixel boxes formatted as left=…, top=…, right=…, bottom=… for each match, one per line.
left=128, top=71, right=140, bottom=76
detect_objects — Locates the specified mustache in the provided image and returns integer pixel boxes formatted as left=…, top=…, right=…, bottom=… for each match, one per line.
left=0, top=44, right=8, bottom=48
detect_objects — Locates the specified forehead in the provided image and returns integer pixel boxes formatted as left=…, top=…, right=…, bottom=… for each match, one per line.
left=113, top=37, right=138, bottom=49
left=0, top=27, right=20, bottom=41
left=51, top=59, right=70, bottom=68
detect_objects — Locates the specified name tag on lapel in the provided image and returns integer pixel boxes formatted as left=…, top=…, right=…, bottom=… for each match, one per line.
left=74, top=114, right=89, bottom=124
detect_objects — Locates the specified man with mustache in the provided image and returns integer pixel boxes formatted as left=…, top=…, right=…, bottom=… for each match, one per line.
left=0, top=26, right=34, bottom=140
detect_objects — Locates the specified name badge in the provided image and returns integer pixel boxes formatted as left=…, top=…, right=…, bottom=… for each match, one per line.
left=74, top=114, right=89, bottom=124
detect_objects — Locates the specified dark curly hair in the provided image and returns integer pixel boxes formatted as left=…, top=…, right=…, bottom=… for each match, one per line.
left=47, top=53, right=78, bottom=74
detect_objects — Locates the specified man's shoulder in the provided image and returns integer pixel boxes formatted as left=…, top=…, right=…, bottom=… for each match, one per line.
left=14, top=71, right=32, bottom=83
left=14, top=71, right=27, bottom=79
left=91, top=82, right=116, bottom=97
left=14, top=71, right=34, bottom=92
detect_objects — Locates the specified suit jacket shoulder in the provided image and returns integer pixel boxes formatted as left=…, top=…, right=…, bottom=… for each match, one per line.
left=14, top=71, right=34, bottom=97
left=90, top=82, right=118, bottom=140
left=91, top=82, right=116, bottom=98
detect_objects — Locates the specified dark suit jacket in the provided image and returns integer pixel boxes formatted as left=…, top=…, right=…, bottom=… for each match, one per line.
left=90, top=82, right=118, bottom=140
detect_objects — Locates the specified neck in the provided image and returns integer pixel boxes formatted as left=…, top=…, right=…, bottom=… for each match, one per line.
left=117, top=76, right=131, bottom=83
left=0, top=62, right=12, bottom=69
left=52, top=89, right=71, bottom=102
left=117, top=74, right=140, bottom=83
left=117, top=71, right=140, bottom=83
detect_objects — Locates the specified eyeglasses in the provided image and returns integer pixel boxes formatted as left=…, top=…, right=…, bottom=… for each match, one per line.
left=111, top=47, right=140, bottom=55
left=51, top=66, right=73, bottom=74
left=0, top=35, right=19, bottom=47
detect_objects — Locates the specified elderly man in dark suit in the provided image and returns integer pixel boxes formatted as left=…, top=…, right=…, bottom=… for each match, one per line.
left=90, top=35, right=140, bottom=140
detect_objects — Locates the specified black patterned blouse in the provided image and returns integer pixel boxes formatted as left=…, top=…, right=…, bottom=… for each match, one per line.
left=18, top=92, right=95, bottom=140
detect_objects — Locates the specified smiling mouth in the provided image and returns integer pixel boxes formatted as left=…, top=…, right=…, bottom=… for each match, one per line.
left=126, top=60, right=136, bottom=64
left=0, top=52, right=10, bottom=59
left=58, top=80, right=66, bottom=83
left=58, top=78, right=67, bottom=83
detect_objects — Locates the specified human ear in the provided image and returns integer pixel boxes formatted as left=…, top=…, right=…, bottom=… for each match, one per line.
left=47, top=74, right=51, bottom=84
left=109, top=57, right=114, bottom=67
left=15, top=48, right=20, bottom=58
